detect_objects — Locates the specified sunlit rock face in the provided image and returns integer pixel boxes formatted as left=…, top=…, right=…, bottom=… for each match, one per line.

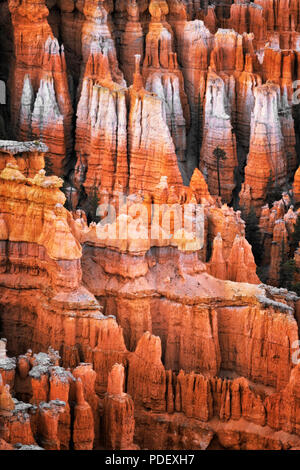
left=199, top=71, right=238, bottom=203
left=80, top=0, right=125, bottom=88
left=1, top=0, right=300, bottom=452
left=7, top=0, right=73, bottom=176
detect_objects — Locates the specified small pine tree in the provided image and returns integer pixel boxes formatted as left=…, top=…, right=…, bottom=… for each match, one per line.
left=213, top=147, right=227, bottom=197
left=245, top=206, right=262, bottom=265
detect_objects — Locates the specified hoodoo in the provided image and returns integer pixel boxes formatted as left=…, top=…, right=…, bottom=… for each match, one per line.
left=1, top=0, right=300, bottom=453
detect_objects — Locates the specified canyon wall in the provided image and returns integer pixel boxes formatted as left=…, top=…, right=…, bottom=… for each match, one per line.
left=1, top=0, right=300, bottom=452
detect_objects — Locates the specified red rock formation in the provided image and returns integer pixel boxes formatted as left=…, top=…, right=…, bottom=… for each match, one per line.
left=80, top=0, right=125, bottom=88
left=210, top=29, right=239, bottom=75
left=0, top=339, right=16, bottom=389
left=228, top=2, right=267, bottom=49
left=103, top=364, right=137, bottom=449
left=263, top=48, right=294, bottom=90
left=265, top=363, right=300, bottom=435
left=120, top=1, right=144, bottom=85
left=240, top=82, right=290, bottom=215
left=0, top=342, right=101, bottom=449
left=37, top=400, right=66, bottom=450
left=128, top=67, right=184, bottom=194
left=177, top=19, right=212, bottom=175
left=0, top=1, right=12, bottom=87
left=0, top=374, right=15, bottom=413
left=75, top=49, right=183, bottom=202
left=7, top=402, right=36, bottom=446
left=257, top=193, right=299, bottom=285
left=268, top=219, right=289, bottom=286
left=14, top=354, right=32, bottom=403
left=259, top=200, right=285, bottom=263
left=72, top=363, right=100, bottom=444
left=127, top=332, right=166, bottom=412
left=75, top=46, right=128, bottom=200
left=293, top=166, right=300, bottom=204
left=235, top=55, right=262, bottom=151
left=208, top=233, right=260, bottom=284
left=199, top=72, right=238, bottom=203
left=2, top=145, right=297, bottom=448
left=256, top=0, right=300, bottom=49
left=0, top=439, right=13, bottom=450
left=173, top=371, right=266, bottom=426
left=92, top=318, right=128, bottom=396
left=145, top=69, right=188, bottom=167
left=73, top=378, right=94, bottom=450
left=58, top=1, right=84, bottom=81
left=203, top=5, right=218, bottom=34
left=0, top=159, right=110, bottom=375
left=189, top=167, right=214, bottom=203
left=226, top=234, right=260, bottom=283
left=27, top=74, right=67, bottom=177
left=8, top=0, right=73, bottom=176
left=280, top=88, right=298, bottom=179
left=0, top=140, right=47, bottom=177
left=49, top=366, right=72, bottom=450
left=208, top=233, right=227, bottom=280
left=142, top=1, right=190, bottom=174
left=207, top=203, right=246, bottom=260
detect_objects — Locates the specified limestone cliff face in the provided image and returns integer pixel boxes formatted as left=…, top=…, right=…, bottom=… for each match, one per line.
left=128, top=79, right=184, bottom=194
left=74, top=48, right=183, bottom=202
left=142, top=0, right=190, bottom=175
left=103, top=364, right=137, bottom=449
left=240, top=82, right=293, bottom=215
left=228, top=2, right=267, bottom=49
left=120, top=1, right=144, bottom=86
left=8, top=0, right=73, bottom=176
left=235, top=55, right=262, bottom=152
left=208, top=232, right=259, bottom=284
left=199, top=72, right=238, bottom=203
left=2, top=316, right=300, bottom=451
